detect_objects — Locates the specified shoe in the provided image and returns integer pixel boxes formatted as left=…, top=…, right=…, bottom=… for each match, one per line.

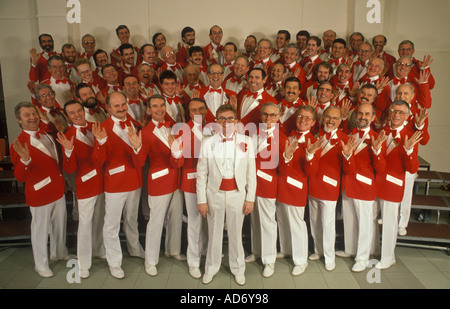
left=165, top=253, right=187, bottom=261
left=130, top=252, right=145, bottom=259
left=35, top=267, right=54, bottom=278
left=378, top=218, right=383, bottom=225
left=351, top=260, right=369, bottom=272
left=308, top=253, right=322, bottom=261
left=234, top=275, right=246, bottom=286
left=80, top=269, right=90, bottom=279
left=145, top=265, right=158, bottom=276
left=375, top=260, right=396, bottom=270
left=262, top=264, right=275, bottom=278
left=276, top=252, right=288, bottom=259
left=189, top=267, right=202, bottom=279
left=202, top=274, right=214, bottom=284
left=109, top=266, right=125, bottom=279
left=398, top=227, right=407, bottom=236
left=291, top=264, right=307, bottom=276
left=245, top=253, right=257, bottom=263
left=335, top=250, right=353, bottom=258
left=325, top=261, right=336, bottom=271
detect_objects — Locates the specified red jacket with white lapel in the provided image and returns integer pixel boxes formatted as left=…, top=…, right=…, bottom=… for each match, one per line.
left=134, top=120, right=183, bottom=196
left=342, top=128, right=386, bottom=201
left=62, top=124, right=104, bottom=199
left=10, top=130, right=65, bottom=207
left=375, top=125, right=419, bottom=203
left=92, top=116, right=142, bottom=193
left=237, top=89, right=276, bottom=127
left=277, top=98, right=307, bottom=137
left=178, top=120, right=203, bottom=193
left=198, top=87, right=237, bottom=124
left=253, top=126, right=288, bottom=199
left=277, top=131, right=320, bottom=206
left=308, top=129, right=349, bottom=201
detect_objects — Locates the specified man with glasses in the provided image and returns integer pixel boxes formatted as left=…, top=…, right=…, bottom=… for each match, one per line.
left=203, top=25, right=224, bottom=66
left=250, top=39, right=274, bottom=75
left=374, top=100, right=422, bottom=270
left=352, top=42, right=373, bottom=83
left=277, top=105, right=322, bottom=276
left=308, top=105, right=351, bottom=271
left=159, top=45, right=184, bottom=82
left=80, top=34, right=97, bottom=69
left=197, top=104, right=256, bottom=286
left=41, top=55, right=76, bottom=107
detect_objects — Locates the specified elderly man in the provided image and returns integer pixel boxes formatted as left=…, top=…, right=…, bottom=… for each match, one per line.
left=352, top=42, right=374, bottom=83
left=283, top=43, right=307, bottom=86
left=41, top=55, right=76, bottom=106
left=222, top=56, right=249, bottom=94
left=250, top=39, right=275, bottom=75
left=80, top=34, right=97, bottom=69
left=159, top=45, right=184, bottom=82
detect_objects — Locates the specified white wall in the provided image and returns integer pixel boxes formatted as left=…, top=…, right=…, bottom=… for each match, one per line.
left=1, top=0, right=448, bottom=171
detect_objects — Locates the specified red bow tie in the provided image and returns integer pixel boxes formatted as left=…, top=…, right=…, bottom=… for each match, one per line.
left=247, top=91, right=258, bottom=99
left=291, top=131, right=305, bottom=140
left=88, top=107, right=101, bottom=115
left=157, top=122, right=171, bottom=129
left=352, top=128, right=366, bottom=138
left=355, top=60, right=366, bottom=67
left=35, top=127, right=47, bottom=139
left=337, top=83, right=348, bottom=90
left=189, top=85, right=200, bottom=91
left=80, top=123, right=92, bottom=135
left=224, top=62, right=232, bottom=67
left=329, top=58, right=341, bottom=66
left=167, top=96, right=179, bottom=104
left=169, top=63, right=180, bottom=71
left=119, top=119, right=132, bottom=130
left=210, top=88, right=222, bottom=94
left=129, top=99, right=141, bottom=105
left=393, top=77, right=407, bottom=85
left=318, top=103, right=328, bottom=110
left=286, top=100, right=300, bottom=109
left=112, top=85, right=120, bottom=91
left=49, top=107, right=61, bottom=117
left=231, top=77, right=242, bottom=83
left=55, top=78, right=67, bottom=84
left=384, top=126, right=397, bottom=137
left=221, top=136, right=233, bottom=143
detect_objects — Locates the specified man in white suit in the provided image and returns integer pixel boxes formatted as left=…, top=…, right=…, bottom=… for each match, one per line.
left=197, top=104, right=256, bottom=286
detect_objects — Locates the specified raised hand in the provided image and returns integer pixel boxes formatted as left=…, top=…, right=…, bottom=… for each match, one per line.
left=375, top=76, right=389, bottom=91
left=13, top=139, right=30, bottom=161
left=371, top=130, right=386, bottom=151
left=415, top=69, right=431, bottom=84
left=404, top=130, right=423, bottom=150
left=419, top=55, right=433, bottom=68
left=340, top=135, right=357, bottom=157
left=414, top=108, right=429, bottom=128
left=127, top=125, right=142, bottom=150
left=92, top=121, right=107, bottom=140
left=306, top=137, right=323, bottom=155
left=29, top=48, right=39, bottom=66
left=307, top=96, right=318, bottom=109
left=339, top=99, right=353, bottom=119
left=284, top=138, right=299, bottom=160
left=56, top=131, right=74, bottom=150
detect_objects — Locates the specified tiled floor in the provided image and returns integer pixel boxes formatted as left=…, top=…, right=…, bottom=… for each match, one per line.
left=0, top=183, right=449, bottom=290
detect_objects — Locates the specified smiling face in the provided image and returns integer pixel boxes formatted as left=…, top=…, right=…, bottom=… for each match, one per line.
left=121, top=48, right=135, bottom=65
left=270, top=63, right=285, bottom=83
left=395, top=84, right=414, bottom=104
left=247, top=69, right=267, bottom=92
left=142, top=45, right=156, bottom=64
left=389, top=103, right=409, bottom=129
left=276, top=33, right=288, bottom=50
left=317, top=83, right=333, bottom=103
left=65, top=102, right=86, bottom=127
left=306, top=39, right=319, bottom=57
left=367, top=58, right=383, bottom=77
left=147, top=97, right=166, bottom=123
left=233, top=57, right=249, bottom=78
left=107, top=92, right=128, bottom=121
left=257, top=40, right=272, bottom=60
left=209, top=26, right=223, bottom=45
left=161, top=46, right=176, bottom=65
left=37, top=87, right=56, bottom=109
left=62, top=46, right=77, bottom=64
left=39, top=35, right=54, bottom=53
left=322, top=107, right=341, bottom=133
left=117, top=28, right=130, bottom=45
left=17, top=106, right=40, bottom=131
left=296, top=108, right=316, bottom=133
left=337, top=65, right=352, bottom=84
left=208, top=64, right=225, bottom=89
left=138, top=64, right=154, bottom=85
left=160, top=78, right=177, bottom=97
left=188, top=99, right=207, bottom=124
left=183, top=31, right=195, bottom=46
left=48, top=59, right=66, bottom=80
left=355, top=103, right=374, bottom=129
left=322, top=30, right=336, bottom=49
left=123, top=76, right=140, bottom=99
left=284, top=80, right=300, bottom=102
left=216, top=109, right=237, bottom=136
left=260, top=104, right=280, bottom=129
left=77, top=86, right=97, bottom=108
left=332, top=42, right=345, bottom=59
left=283, top=46, right=298, bottom=65
left=395, top=57, right=413, bottom=79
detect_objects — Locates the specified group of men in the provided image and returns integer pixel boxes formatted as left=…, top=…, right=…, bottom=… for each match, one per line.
left=10, top=24, right=433, bottom=285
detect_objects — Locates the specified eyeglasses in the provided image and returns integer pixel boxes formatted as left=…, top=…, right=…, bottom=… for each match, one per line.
left=83, top=41, right=95, bottom=45
left=211, top=31, right=223, bottom=35
left=217, top=116, right=236, bottom=123
left=165, top=51, right=175, bottom=57
left=396, top=62, right=412, bottom=67
left=323, top=115, right=340, bottom=121
left=297, top=115, right=313, bottom=121
left=209, top=71, right=224, bottom=75
left=390, top=109, right=408, bottom=116
left=261, top=112, right=278, bottom=118
left=40, top=92, right=55, bottom=98
left=398, top=48, right=413, bottom=52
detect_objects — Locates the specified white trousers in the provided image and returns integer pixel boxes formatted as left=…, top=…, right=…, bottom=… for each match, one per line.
left=145, top=189, right=184, bottom=267
left=308, top=195, right=337, bottom=264
left=276, top=202, right=308, bottom=266
left=255, top=197, right=277, bottom=265
left=103, top=189, right=143, bottom=268
left=399, top=172, right=417, bottom=229
left=77, top=193, right=105, bottom=271
left=341, top=192, right=374, bottom=262
left=378, top=199, right=400, bottom=265
left=29, top=195, right=68, bottom=272
left=249, top=197, right=261, bottom=257
left=184, top=192, right=207, bottom=268
left=204, top=189, right=246, bottom=277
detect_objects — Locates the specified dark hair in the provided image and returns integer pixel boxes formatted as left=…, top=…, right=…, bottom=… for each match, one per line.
left=278, top=30, right=291, bottom=41
left=152, top=32, right=166, bottom=46
left=296, top=30, right=310, bottom=39
left=284, top=76, right=301, bottom=90
left=248, top=67, right=266, bottom=80
left=63, top=100, right=83, bottom=114
left=75, top=83, right=95, bottom=99
left=308, top=36, right=322, bottom=47
left=225, top=42, right=238, bottom=52
left=333, top=38, right=347, bottom=48
left=115, top=25, right=129, bottom=35
left=119, top=43, right=134, bottom=55
left=159, top=70, right=177, bottom=83
left=189, top=46, right=203, bottom=57
left=182, top=26, right=195, bottom=38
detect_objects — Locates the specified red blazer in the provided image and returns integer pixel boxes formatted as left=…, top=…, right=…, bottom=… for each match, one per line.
left=409, top=58, right=435, bottom=90
left=10, top=130, right=65, bottom=207
left=375, top=126, right=419, bottom=203
left=198, top=87, right=237, bottom=124
left=278, top=98, right=307, bottom=137
left=134, top=120, right=183, bottom=196
left=110, top=45, right=141, bottom=69
left=253, top=127, right=288, bottom=199
left=202, top=42, right=223, bottom=66
left=92, top=116, right=142, bottom=193
left=308, top=129, right=349, bottom=201
left=62, top=124, right=104, bottom=199
left=179, top=121, right=203, bottom=194
left=237, top=89, right=276, bottom=127
left=277, top=131, right=320, bottom=206
left=342, top=128, right=386, bottom=201
left=176, top=45, right=190, bottom=68
left=284, top=62, right=307, bottom=87
left=29, top=51, right=58, bottom=82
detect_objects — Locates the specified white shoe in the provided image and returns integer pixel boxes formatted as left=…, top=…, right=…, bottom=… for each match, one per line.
left=375, top=260, right=396, bottom=270
left=189, top=267, right=201, bottom=279
left=145, top=265, right=158, bottom=276
left=291, top=264, right=307, bottom=276
left=308, top=253, right=322, bottom=261
left=80, top=269, right=90, bottom=279
left=351, top=260, right=369, bottom=272
left=165, top=253, right=187, bottom=261
left=325, top=261, right=336, bottom=271
left=202, top=274, right=214, bottom=284
left=109, top=266, right=125, bottom=279
left=335, top=250, right=352, bottom=258
left=262, top=264, right=275, bottom=278
left=245, top=253, right=257, bottom=263
left=276, top=252, right=288, bottom=259
left=50, top=253, right=77, bottom=261
left=398, top=227, right=407, bottom=236
left=234, top=275, right=246, bottom=286
left=35, top=267, right=54, bottom=278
